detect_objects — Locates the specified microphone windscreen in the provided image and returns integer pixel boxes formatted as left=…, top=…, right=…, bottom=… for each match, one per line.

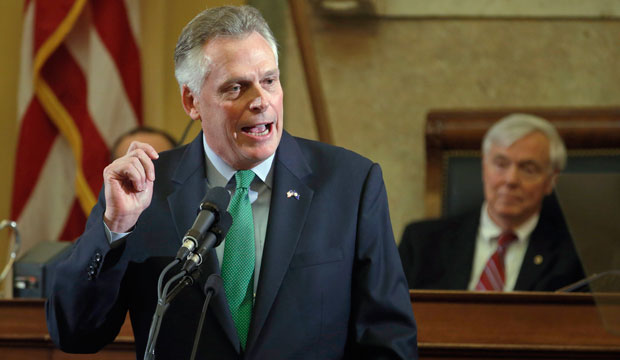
left=203, top=274, right=223, bottom=296
left=218, top=211, right=233, bottom=233
left=212, top=212, right=233, bottom=248
left=201, top=186, right=231, bottom=212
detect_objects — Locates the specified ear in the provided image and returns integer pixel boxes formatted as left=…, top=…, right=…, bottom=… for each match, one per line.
left=181, top=85, right=201, bottom=121
left=545, top=171, right=559, bottom=195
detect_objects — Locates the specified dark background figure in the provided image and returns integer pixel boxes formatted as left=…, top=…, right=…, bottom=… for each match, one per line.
left=46, top=5, right=417, bottom=360
left=110, top=126, right=177, bottom=160
left=399, top=113, right=585, bottom=292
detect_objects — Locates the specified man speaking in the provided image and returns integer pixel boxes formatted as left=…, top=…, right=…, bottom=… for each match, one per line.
left=46, top=5, right=417, bottom=359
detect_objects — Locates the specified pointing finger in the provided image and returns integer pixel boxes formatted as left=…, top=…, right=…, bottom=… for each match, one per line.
left=127, top=141, right=159, bottom=160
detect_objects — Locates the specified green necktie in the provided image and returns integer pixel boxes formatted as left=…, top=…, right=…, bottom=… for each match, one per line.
left=221, top=170, right=256, bottom=349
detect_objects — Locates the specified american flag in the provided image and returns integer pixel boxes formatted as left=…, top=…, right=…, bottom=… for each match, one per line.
left=13, top=0, right=142, bottom=253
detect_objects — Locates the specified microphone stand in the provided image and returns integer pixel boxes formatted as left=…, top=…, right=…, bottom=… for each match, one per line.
left=144, top=259, right=183, bottom=360
left=144, top=213, right=231, bottom=360
left=144, top=267, right=214, bottom=360
left=556, top=270, right=620, bottom=292
left=165, top=268, right=203, bottom=303
left=143, top=259, right=201, bottom=360
left=189, top=274, right=223, bottom=360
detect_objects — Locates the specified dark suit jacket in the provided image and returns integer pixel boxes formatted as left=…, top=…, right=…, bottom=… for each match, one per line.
left=46, top=131, right=417, bottom=359
left=399, top=197, right=586, bottom=291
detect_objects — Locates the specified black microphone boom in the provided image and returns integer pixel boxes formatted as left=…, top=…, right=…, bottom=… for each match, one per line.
left=176, top=187, right=231, bottom=260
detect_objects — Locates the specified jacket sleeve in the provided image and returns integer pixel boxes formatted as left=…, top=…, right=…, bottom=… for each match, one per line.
left=46, top=188, right=131, bottom=353
left=348, top=163, right=419, bottom=359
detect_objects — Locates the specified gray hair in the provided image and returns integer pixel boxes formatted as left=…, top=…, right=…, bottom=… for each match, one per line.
left=174, top=5, right=278, bottom=94
left=482, top=113, right=567, bottom=171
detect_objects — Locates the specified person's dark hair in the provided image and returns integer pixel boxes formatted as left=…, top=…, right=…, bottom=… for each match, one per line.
left=110, top=126, right=177, bottom=161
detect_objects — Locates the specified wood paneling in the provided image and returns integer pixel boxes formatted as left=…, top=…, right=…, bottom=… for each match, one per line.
left=3, top=292, right=620, bottom=359
left=0, top=299, right=133, bottom=360
left=411, top=290, right=620, bottom=359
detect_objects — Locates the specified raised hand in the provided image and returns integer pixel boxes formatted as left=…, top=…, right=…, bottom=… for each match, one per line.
left=103, top=141, right=159, bottom=233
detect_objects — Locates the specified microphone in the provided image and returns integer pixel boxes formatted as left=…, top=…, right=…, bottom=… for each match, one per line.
left=175, top=187, right=230, bottom=260
left=164, top=215, right=231, bottom=304
left=182, top=211, right=233, bottom=273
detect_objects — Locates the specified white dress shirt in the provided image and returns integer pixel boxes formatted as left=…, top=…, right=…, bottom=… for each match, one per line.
left=467, top=202, right=539, bottom=291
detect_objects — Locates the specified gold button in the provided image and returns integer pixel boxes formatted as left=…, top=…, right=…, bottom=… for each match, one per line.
left=534, top=255, right=543, bottom=265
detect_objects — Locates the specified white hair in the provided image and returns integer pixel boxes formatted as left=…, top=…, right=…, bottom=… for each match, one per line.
left=482, top=113, right=567, bottom=171
left=174, top=5, right=279, bottom=94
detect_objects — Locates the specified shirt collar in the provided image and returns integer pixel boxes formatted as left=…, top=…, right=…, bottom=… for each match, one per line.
left=202, top=135, right=274, bottom=188
left=480, top=202, right=540, bottom=243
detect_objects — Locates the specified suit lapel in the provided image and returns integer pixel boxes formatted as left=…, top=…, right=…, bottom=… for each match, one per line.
left=166, top=133, right=240, bottom=351
left=168, top=134, right=207, bottom=244
left=515, top=218, right=557, bottom=290
left=198, top=248, right=241, bottom=352
left=515, top=194, right=568, bottom=291
left=446, top=211, right=480, bottom=289
left=246, top=132, right=314, bottom=351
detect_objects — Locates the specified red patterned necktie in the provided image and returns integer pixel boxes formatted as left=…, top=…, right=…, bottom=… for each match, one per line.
left=475, top=231, right=518, bottom=291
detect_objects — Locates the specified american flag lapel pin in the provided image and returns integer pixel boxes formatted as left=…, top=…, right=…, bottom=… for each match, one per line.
left=286, top=190, right=300, bottom=200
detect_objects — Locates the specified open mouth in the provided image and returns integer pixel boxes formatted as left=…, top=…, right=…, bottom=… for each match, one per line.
left=241, top=122, right=273, bottom=137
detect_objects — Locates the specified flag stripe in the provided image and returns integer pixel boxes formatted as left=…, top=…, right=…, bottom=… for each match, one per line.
left=35, top=77, right=97, bottom=214
left=59, top=199, right=88, bottom=241
left=34, top=0, right=87, bottom=74
left=64, top=7, right=138, bottom=149
left=17, top=138, right=76, bottom=251
left=11, top=98, right=58, bottom=220
left=39, top=44, right=109, bottom=212
left=122, top=0, right=141, bottom=46
left=92, top=0, right=142, bottom=122
left=31, top=0, right=98, bottom=215
left=17, top=2, right=34, bottom=119
left=42, top=43, right=111, bottom=176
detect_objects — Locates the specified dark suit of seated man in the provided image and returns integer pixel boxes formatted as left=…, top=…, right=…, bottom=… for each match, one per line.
left=399, top=113, right=585, bottom=292
left=45, top=5, right=417, bottom=360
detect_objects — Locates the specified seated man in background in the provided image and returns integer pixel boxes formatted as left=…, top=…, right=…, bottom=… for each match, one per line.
left=399, top=113, right=585, bottom=291
left=110, top=126, right=177, bottom=160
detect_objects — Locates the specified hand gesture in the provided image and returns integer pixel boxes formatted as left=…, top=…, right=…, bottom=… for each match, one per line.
left=103, top=141, right=159, bottom=232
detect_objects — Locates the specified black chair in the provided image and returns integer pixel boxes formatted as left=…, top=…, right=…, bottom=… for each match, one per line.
left=442, top=151, right=620, bottom=217
left=424, top=107, right=620, bottom=218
